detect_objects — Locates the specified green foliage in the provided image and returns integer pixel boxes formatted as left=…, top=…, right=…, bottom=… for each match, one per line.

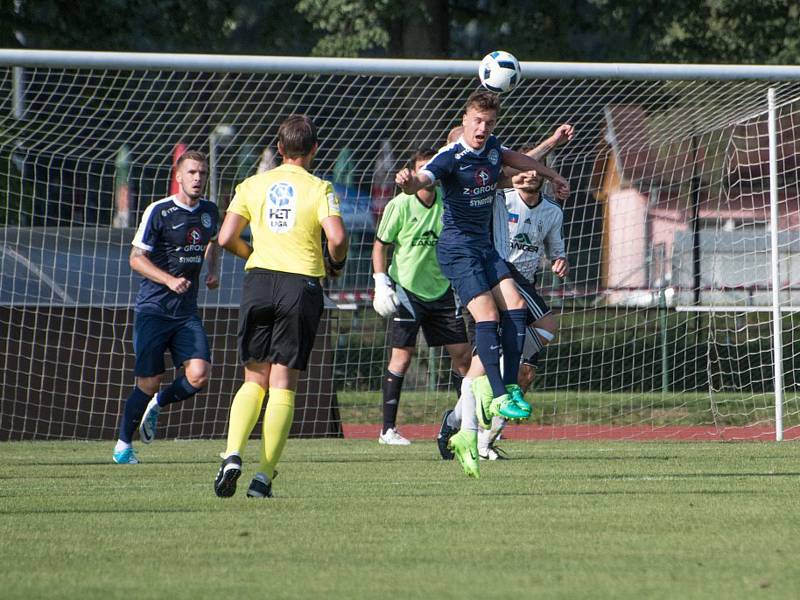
left=7, top=0, right=800, bottom=62
left=296, top=0, right=392, bottom=56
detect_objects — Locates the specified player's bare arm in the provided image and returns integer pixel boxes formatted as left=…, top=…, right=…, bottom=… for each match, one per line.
left=525, top=124, right=574, bottom=161
left=129, top=246, right=191, bottom=294
left=204, top=239, right=221, bottom=289
left=217, top=212, right=253, bottom=261
left=395, top=167, right=432, bottom=195
left=502, top=150, right=569, bottom=199
left=321, top=215, right=348, bottom=278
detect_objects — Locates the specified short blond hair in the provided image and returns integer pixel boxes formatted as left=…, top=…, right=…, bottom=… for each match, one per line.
left=464, top=89, right=500, bottom=115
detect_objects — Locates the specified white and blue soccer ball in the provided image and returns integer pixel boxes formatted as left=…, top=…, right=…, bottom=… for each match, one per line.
left=478, top=50, right=522, bottom=94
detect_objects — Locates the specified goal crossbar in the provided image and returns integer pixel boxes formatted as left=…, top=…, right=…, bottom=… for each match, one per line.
left=4, top=49, right=800, bottom=81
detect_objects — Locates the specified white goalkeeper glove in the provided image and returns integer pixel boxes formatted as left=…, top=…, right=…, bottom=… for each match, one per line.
left=372, top=272, right=399, bottom=318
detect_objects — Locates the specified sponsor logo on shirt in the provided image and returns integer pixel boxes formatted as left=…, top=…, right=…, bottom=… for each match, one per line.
left=411, top=229, right=439, bottom=247
left=182, top=227, right=206, bottom=252
left=463, top=168, right=496, bottom=201
left=266, top=182, right=297, bottom=233
left=511, top=232, right=539, bottom=253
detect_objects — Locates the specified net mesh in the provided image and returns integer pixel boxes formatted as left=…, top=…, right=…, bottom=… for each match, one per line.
left=1, top=60, right=799, bottom=440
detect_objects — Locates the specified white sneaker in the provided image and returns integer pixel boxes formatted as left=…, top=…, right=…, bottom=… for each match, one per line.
left=478, top=428, right=508, bottom=460
left=139, top=395, right=160, bottom=444
left=379, top=427, right=411, bottom=446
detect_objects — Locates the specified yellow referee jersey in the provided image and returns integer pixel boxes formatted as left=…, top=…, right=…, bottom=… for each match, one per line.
left=227, top=164, right=341, bottom=277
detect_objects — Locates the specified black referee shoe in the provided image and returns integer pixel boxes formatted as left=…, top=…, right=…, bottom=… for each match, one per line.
left=437, top=409, right=457, bottom=460
left=214, top=454, right=242, bottom=498
left=246, top=470, right=277, bottom=498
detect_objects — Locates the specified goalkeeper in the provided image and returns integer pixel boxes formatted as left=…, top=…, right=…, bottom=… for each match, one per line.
left=372, top=147, right=472, bottom=446
left=438, top=124, right=573, bottom=460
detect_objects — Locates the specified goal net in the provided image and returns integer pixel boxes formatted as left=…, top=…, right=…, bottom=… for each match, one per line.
left=1, top=52, right=798, bottom=441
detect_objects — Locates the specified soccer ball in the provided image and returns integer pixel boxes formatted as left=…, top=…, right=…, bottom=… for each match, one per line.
left=478, top=51, right=522, bottom=94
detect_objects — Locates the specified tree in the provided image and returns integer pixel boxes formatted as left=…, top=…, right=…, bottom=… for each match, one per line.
left=296, top=0, right=448, bottom=58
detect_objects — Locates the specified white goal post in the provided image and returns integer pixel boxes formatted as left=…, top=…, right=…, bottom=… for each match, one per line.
left=1, top=49, right=799, bottom=442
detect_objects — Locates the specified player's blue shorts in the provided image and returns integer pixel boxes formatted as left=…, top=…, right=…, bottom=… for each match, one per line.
left=133, top=312, right=211, bottom=377
left=436, top=240, right=511, bottom=306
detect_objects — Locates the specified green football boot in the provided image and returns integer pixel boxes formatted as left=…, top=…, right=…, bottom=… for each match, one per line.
left=506, top=384, right=531, bottom=415
left=447, top=430, right=480, bottom=479
left=490, top=393, right=530, bottom=421
left=471, top=376, right=494, bottom=430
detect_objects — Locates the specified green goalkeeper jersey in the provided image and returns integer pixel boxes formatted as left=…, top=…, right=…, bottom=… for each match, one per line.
left=376, top=189, right=450, bottom=301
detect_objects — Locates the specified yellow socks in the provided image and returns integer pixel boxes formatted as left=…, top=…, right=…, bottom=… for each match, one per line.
left=224, top=381, right=265, bottom=457
left=258, top=388, right=295, bottom=479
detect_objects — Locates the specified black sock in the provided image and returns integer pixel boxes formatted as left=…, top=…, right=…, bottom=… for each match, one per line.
left=157, top=375, right=202, bottom=407
left=382, top=369, right=404, bottom=433
left=118, top=386, right=151, bottom=443
left=450, top=370, right=464, bottom=400
left=501, top=308, right=528, bottom=385
left=474, top=320, right=506, bottom=397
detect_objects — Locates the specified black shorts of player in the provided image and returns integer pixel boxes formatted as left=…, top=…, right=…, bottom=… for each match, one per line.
left=237, top=268, right=324, bottom=371
left=463, top=265, right=551, bottom=365
left=389, top=285, right=469, bottom=349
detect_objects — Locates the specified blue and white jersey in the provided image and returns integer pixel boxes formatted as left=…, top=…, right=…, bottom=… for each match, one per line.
left=419, top=135, right=505, bottom=246
left=131, top=195, right=219, bottom=318
left=492, top=189, right=565, bottom=283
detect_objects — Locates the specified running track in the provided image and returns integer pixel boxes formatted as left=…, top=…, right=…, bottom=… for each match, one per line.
left=344, top=424, right=800, bottom=441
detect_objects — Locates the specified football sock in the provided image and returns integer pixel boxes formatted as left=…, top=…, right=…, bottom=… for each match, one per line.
left=448, top=380, right=466, bottom=427
left=490, top=415, right=507, bottom=439
left=474, top=320, right=506, bottom=398
left=525, top=326, right=545, bottom=355
left=156, top=375, right=202, bottom=407
left=501, top=308, right=528, bottom=385
left=114, top=439, right=132, bottom=452
left=382, top=369, right=404, bottom=433
left=258, top=388, right=295, bottom=480
left=447, top=377, right=471, bottom=429
left=450, top=370, right=464, bottom=399
left=224, top=381, right=265, bottom=457
left=459, top=377, right=478, bottom=434
left=118, top=386, right=151, bottom=444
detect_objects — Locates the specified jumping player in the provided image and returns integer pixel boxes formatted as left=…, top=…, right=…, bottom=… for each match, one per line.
left=395, top=89, right=569, bottom=478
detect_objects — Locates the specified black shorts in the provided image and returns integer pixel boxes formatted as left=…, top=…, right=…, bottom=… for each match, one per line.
left=389, top=286, right=469, bottom=348
left=238, top=269, right=324, bottom=371
left=464, top=267, right=551, bottom=365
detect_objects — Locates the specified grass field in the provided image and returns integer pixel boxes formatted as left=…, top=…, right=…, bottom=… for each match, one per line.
left=2, top=440, right=799, bottom=599
left=338, top=391, right=800, bottom=427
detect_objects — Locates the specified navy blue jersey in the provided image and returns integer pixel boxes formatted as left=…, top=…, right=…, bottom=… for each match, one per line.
left=131, top=195, right=219, bottom=318
left=419, top=135, right=505, bottom=246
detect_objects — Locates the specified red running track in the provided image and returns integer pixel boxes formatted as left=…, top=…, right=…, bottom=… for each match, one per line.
left=344, top=424, right=800, bottom=441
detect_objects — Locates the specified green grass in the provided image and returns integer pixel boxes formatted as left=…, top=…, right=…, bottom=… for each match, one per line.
left=2, top=440, right=799, bottom=599
left=337, top=390, right=800, bottom=427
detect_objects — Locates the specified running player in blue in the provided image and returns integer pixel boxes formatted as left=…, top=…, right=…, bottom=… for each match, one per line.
left=395, top=89, right=569, bottom=477
left=113, top=150, right=221, bottom=464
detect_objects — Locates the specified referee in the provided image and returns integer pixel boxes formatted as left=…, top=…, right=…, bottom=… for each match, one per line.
left=214, top=114, right=347, bottom=498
